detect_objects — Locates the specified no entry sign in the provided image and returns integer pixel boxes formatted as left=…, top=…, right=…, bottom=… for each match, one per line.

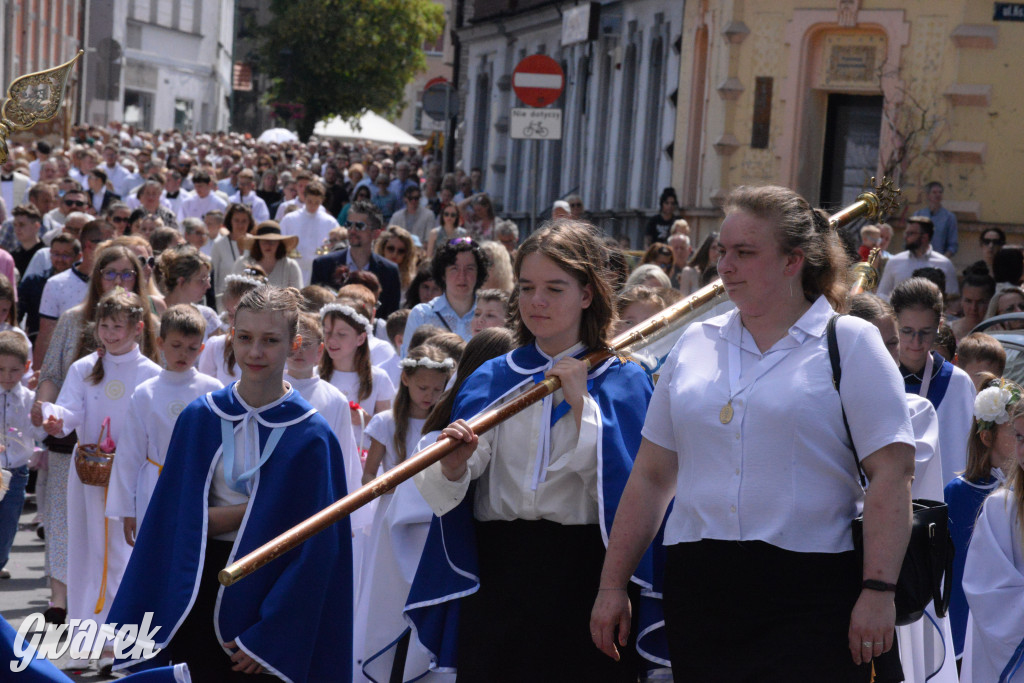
left=512, top=55, right=564, bottom=108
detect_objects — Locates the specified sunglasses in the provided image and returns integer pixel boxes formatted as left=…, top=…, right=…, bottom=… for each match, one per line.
left=408, top=195, right=421, bottom=202
left=345, top=220, right=370, bottom=232
left=64, top=199, right=86, bottom=207
left=449, top=237, right=473, bottom=246
left=981, top=238, right=1005, bottom=247
left=385, top=245, right=407, bottom=255
left=101, top=269, right=137, bottom=282
left=569, top=202, right=583, bottom=208
left=111, top=216, right=130, bottom=223
left=443, top=211, right=459, bottom=218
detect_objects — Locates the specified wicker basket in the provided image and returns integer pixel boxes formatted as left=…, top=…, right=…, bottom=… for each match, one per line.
left=74, top=420, right=114, bottom=487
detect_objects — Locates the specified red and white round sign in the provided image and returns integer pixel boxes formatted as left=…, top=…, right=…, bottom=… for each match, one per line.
left=512, top=55, right=564, bottom=108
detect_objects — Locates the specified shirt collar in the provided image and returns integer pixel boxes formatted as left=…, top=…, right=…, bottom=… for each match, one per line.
left=719, top=295, right=833, bottom=349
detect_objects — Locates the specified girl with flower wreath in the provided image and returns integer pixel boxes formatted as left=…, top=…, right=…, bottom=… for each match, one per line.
left=960, top=393, right=1024, bottom=682
left=945, top=376, right=1022, bottom=663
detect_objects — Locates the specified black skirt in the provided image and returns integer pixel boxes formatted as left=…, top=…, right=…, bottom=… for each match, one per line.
left=164, top=539, right=278, bottom=683
left=456, top=519, right=641, bottom=683
left=663, top=539, right=871, bottom=683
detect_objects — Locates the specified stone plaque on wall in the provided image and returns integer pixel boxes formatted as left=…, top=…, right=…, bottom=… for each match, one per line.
left=817, top=33, right=886, bottom=90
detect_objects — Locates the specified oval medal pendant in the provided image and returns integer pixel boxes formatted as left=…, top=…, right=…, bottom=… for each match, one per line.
left=719, top=402, right=734, bottom=424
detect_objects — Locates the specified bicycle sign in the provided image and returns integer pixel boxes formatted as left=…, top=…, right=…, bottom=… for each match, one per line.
left=509, top=107, right=562, bottom=140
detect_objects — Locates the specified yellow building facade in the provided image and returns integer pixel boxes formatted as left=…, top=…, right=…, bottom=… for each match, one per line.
left=673, top=0, right=1024, bottom=268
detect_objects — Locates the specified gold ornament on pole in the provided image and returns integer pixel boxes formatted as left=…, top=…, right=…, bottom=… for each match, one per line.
left=0, top=50, right=84, bottom=165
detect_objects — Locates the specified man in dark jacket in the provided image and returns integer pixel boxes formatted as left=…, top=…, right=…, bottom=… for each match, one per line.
left=311, top=200, right=401, bottom=317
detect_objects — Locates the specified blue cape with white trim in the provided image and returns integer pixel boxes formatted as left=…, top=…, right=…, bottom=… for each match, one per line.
left=944, top=473, right=1001, bottom=657
left=105, top=385, right=353, bottom=682
left=904, top=352, right=954, bottom=409
left=404, top=344, right=668, bottom=674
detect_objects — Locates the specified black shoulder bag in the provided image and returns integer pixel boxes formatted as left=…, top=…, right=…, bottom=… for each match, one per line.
left=827, top=314, right=954, bottom=626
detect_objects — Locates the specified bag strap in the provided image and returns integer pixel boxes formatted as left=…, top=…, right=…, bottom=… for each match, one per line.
left=434, top=310, right=453, bottom=333
left=827, top=314, right=868, bottom=488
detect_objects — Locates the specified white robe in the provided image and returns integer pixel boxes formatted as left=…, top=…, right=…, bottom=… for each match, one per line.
left=105, top=368, right=223, bottom=526
left=285, top=373, right=362, bottom=526
left=354, top=430, right=453, bottom=683
left=896, top=394, right=959, bottom=683
left=197, top=333, right=240, bottom=386
left=962, top=488, right=1024, bottom=682
left=41, top=346, right=162, bottom=625
left=327, top=366, right=396, bottom=454
left=369, top=335, right=401, bottom=388
left=934, top=365, right=976, bottom=487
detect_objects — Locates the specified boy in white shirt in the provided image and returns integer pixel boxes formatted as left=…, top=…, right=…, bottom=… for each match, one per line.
left=0, top=332, right=44, bottom=579
left=106, top=305, right=223, bottom=545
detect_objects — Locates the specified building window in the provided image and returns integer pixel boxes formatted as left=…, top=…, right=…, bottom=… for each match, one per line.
left=124, top=89, right=154, bottom=130
left=127, top=23, right=142, bottom=49
left=470, top=68, right=491, bottom=185
left=751, top=77, right=773, bottom=149
left=642, top=36, right=665, bottom=206
left=615, top=41, right=638, bottom=208
left=175, top=98, right=195, bottom=132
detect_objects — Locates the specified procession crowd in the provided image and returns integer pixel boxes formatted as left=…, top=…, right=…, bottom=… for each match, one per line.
left=0, top=121, right=1021, bottom=683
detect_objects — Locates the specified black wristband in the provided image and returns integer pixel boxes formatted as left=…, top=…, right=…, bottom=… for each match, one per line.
left=862, top=579, right=898, bottom=593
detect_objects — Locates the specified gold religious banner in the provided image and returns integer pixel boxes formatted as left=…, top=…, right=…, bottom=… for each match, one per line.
left=0, top=50, right=83, bottom=165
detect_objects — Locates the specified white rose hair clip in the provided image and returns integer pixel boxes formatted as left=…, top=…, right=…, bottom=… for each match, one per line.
left=974, top=380, right=1022, bottom=431
left=319, top=302, right=373, bottom=335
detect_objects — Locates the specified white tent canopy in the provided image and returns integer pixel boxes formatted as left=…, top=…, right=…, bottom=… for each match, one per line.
left=257, top=127, right=299, bottom=143
left=313, top=111, right=424, bottom=146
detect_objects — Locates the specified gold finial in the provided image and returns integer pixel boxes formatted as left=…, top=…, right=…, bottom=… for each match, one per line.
left=0, top=50, right=84, bottom=165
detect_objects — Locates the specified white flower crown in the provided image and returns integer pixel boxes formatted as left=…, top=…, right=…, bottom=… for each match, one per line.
left=974, top=381, right=1022, bottom=430
left=224, top=273, right=264, bottom=289
left=319, top=302, right=372, bottom=335
left=399, top=356, right=455, bottom=371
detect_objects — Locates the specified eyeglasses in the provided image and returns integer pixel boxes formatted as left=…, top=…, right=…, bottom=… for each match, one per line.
left=111, top=216, right=130, bottom=223
left=898, top=327, right=937, bottom=343
left=101, top=269, right=137, bottom=283
left=981, top=238, right=1005, bottom=247
left=345, top=220, right=369, bottom=232
left=443, top=211, right=459, bottom=218
left=385, top=245, right=407, bottom=255
left=63, top=199, right=86, bottom=207
left=408, top=195, right=421, bottom=202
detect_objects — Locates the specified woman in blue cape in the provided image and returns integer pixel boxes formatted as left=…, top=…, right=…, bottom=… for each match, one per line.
left=405, top=220, right=666, bottom=681
left=105, top=286, right=353, bottom=682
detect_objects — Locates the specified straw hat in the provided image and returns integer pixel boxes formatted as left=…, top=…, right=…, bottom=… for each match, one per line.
left=242, top=221, right=299, bottom=252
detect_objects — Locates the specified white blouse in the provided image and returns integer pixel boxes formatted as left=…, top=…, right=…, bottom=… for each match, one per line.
left=417, top=343, right=603, bottom=525
left=643, top=295, right=915, bottom=553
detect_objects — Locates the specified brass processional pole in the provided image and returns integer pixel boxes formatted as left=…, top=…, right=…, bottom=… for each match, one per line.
left=0, top=51, right=84, bottom=164
left=219, top=178, right=902, bottom=587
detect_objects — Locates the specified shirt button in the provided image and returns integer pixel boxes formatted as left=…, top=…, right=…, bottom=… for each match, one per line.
left=730, top=505, right=737, bottom=513
left=735, top=468, right=740, bottom=475
left=735, top=433, right=740, bottom=440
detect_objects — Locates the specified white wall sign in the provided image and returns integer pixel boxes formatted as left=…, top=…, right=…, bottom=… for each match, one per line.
left=509, top=107, right=563, bottom=140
